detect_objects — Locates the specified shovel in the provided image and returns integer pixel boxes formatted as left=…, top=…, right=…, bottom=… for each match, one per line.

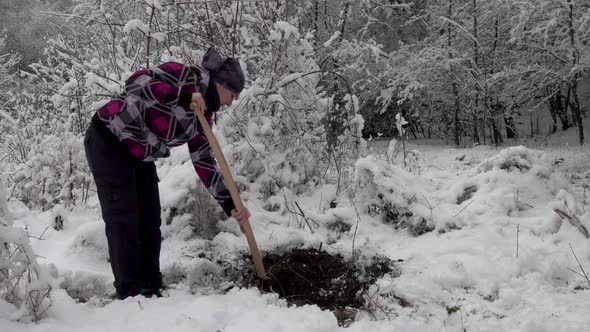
left=194, top=109, right=269, bottom=280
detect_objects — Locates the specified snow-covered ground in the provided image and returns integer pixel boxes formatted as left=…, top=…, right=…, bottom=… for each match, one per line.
left=2, top=139, right=590, bottom=331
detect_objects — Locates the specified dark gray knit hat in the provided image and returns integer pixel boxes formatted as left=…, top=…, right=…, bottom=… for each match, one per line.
left=202, top=48, right=245, bottom=97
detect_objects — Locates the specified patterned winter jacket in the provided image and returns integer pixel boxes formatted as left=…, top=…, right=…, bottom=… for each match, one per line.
left=95, top=62, right=235, bottom=216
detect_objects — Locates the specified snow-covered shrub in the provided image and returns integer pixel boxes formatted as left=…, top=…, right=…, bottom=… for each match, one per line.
left=217, top=21, right=365, bottom=199
left=0, top=187, right=53, bottom=322
left=0, top=184, right=9, bottom=220
left=68, top=222, right=109, bottom=261
left=57, top=270, right=110, bottom=303
left=386, top=138, right=423, bottom=174
left=4, top=0, right=370, bottom=221
left=353, top=157, right=417, bottom=209
left=3, top=1, right=367, bottom=226
left=3, top=42, right=93, bottom=210
left=9, top=129, right=90, bottom=210
left=187, top=258, right=223, bottom=290
left=161, top=262, right=187, bottom=287
left=352, top=156, right=433, bottom=235
left=189, top=187, right=225, bottom=239
left=157, top=152, right=225, bottom=239
left=546, top=190, right=590, bottom=239
left=477, top=146, right=549, bottom=174
left=0, top=33, right=20, bottom=105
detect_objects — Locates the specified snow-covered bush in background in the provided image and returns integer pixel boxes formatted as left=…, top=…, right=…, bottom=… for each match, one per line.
left=478, top=145, right=550, bottom=174
left=217, top=20, right=365, bottom=200
left=1, top=0, right=366, bottom=228
left=384, top=113, right=423, bottom=173
left=56, top=269, right=110, bottom=303
left=353, top=146, right=574, bottom=236
left=352, top=156, right=433, bottom=235
left=67, top=222, right=109, bottom=261
left=157, top=151, right=226, bottom=239
left=0, top=187, right=54, bottom=322
left=2, top=91, right=92, bottom=210
left=0, top=33, right=20, bottom=106
left=2, top=38, right=94, bottom=210
left=0, top=183, right=10, bottom=220
left=8, top=129, right=90, bottom=210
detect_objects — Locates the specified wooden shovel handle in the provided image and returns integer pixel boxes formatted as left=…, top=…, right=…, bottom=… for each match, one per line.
left=194, top=110, right=269, bottom=279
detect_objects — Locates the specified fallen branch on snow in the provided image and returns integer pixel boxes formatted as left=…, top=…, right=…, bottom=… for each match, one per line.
left=568, top=243, right=590, bottom=288
left=553, top=208, right=589, bottom=239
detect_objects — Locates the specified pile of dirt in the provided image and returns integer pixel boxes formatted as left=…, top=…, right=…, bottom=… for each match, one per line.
left=242, top=248, right=398, bottom=326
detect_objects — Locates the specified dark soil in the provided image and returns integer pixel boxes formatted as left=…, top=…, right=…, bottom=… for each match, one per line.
left=242, top=248, right=398, bottom=326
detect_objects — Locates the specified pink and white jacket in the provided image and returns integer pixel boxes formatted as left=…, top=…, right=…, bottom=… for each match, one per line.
left=96, top=62, right=234, bottom=215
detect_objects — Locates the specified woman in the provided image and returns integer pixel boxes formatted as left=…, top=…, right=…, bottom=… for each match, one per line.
left=84, top=48, right=250, bottom=299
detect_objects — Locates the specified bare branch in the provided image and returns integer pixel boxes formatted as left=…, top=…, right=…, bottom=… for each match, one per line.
left=27, top=226, right=52, bottom=241
left=453, top=200, right=473, bottom=217
left=569, top=243, right=590, bottom=288
left=554, top=209, right=589, bottom=239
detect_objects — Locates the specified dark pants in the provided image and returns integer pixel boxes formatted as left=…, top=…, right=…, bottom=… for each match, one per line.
left=84, top=115, right=163, bottom=299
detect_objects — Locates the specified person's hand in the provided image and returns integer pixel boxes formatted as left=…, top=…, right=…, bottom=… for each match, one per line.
left=190, top=92, right=206, bottom=115
left=231, top=207, right=251, bottom=234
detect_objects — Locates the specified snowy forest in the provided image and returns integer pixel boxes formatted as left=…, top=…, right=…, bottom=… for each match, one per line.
left=1, top=0, right=590, bottom=331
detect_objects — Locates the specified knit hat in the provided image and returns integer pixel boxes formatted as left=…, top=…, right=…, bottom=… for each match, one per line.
left=201, top=48, right=245, bottom=97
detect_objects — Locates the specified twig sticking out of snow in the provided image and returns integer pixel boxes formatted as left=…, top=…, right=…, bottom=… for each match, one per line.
left=568, top=243, right=590, bottom=288
left=553, top=208, right=589, bottom=239
left=422, top=195, right=440, bottom=222
left=284, top=197, right=319, bottom=233
left=27, top=226, right=52, bottom=241
left=516, top=224, right=520, bottom=259
left=294, top=202, right=319, bottom=232
left=362, top=285, right=390, bottom=319
left=453, top=200, right=473, bottom=217
left=351, top=204, right=361, bottom=260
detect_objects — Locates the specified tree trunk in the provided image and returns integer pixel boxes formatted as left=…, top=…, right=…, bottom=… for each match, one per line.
left=489, top=118, right=502, bottom=146
left=231, top=0, right=241, bottom=56
left=488, top=101, right=503, bottom=146
left=529, top=112, right=534, bottom=137
left=338, top=0, right=350, bottom=42
left=571, top=81, right=585, bottom=144
left=503, top=112, right=516, bottom=139
left=453, top=83, right=460, bottom=146
left=549, top=95, right=558, bottom=134
left=503, top=100, right=516, bottom=139
left=556, top=93, right=570, bottom=130
left=471, top=0, right=480, bottom=144
left=567, top=0, right=583, bottom=145
left=472, top=111, right=480, bottom=143
left=313, top=0, right=319, bottom=47
left=145, top=3, right=156, bottom=68
left=563, top=88, right=573, bottom=130
left=482, top=112, right=487, bottom=145
left=448, top=0, right=460, bottom=146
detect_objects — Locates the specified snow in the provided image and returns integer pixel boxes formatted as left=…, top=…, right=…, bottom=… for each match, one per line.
left=123, top=19, right=150, bottom=35
left=275, top=21, right=300, bottom=40
left=2, top=141, right=590, bottom=330
left=145, top=0, right=163, bottom=10
left=150, top=32, right=166, bottom=42
left=85, top=72, right=120, bottom=95
left=276, top=73, right=303, bottom=88
left=323, top=31, right=341, bottom=48
left=0, top=109, right=17, bottom=127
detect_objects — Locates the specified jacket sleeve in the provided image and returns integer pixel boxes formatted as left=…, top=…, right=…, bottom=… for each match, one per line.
left=124, top=62, right=197, bottom=108
left=187, top=113, right=235, bottom=217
